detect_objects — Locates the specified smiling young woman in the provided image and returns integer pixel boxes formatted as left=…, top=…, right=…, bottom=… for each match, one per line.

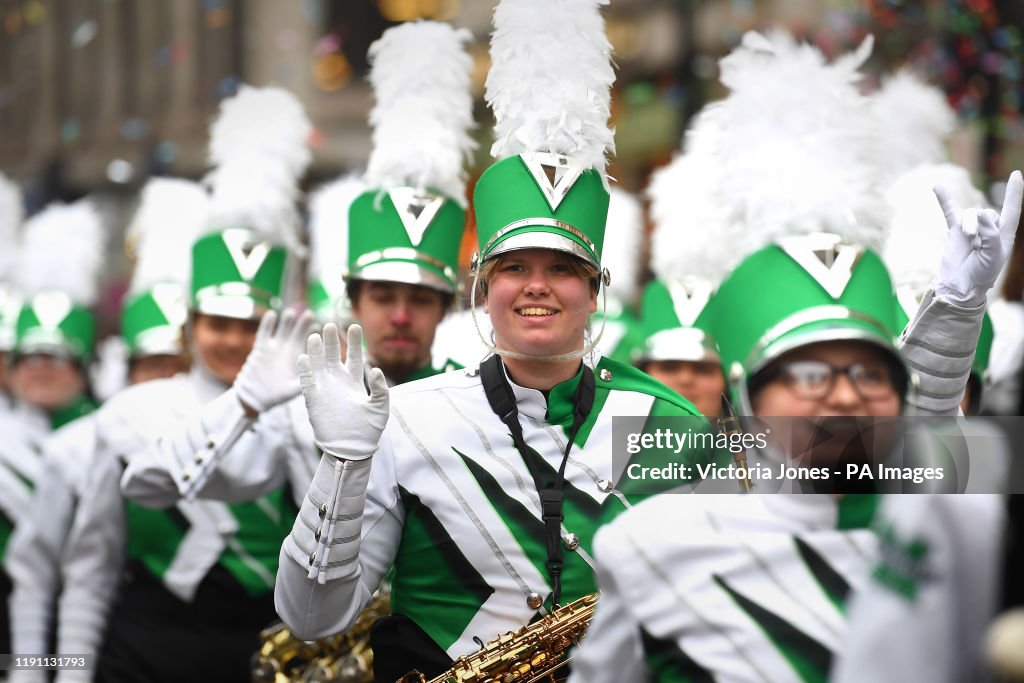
left=480, top=249, right=599, bottom=389
left=274, top=3, right=717, bottom=681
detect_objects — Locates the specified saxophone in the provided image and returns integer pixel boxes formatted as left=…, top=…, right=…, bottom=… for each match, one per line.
left=252, top=590, right=390, bottom=683
left=396, top=592, right=598, bottom=683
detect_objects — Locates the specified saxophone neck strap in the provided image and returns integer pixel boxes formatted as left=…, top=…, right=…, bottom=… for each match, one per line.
left=479, top=354, right=595, bottom=608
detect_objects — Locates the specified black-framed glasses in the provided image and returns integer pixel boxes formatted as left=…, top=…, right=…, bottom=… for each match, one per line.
left=765, top=360, right=899, bottom=400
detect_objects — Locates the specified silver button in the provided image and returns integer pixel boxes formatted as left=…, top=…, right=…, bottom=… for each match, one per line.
left=597, top=479, right=612, bottom=492
left=729, top=361, right=744, bottom=383
left=194, top=450, right=209, bottom=465
left=206, top=437, right=216, bottom=449
left=314, top=526, right=322, bottom=542
left=563, top=533, right=580, bottom=551
left=526, top=592, right=544, bottom=609
left=182, top=467, right=194, bottom=482
left=318, top=503, right=328, bottom=519
left=308, top=552, right=316, bottom=567
left=598, top=368, right=613, bottom=382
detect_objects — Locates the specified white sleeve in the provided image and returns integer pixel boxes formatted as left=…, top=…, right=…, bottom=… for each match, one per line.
left=55, top=449, right=126, bottom=675
left=119, top=389, right=289, bottom=507
left=5, top=456, right=77, bottom=657
left=567, top=527, right=646, bottom=683
left=275, top=428, right=402, bottom=641
left=900, top=290, right=987, bottom=416
left=831, top=494, right=1004, bottom=683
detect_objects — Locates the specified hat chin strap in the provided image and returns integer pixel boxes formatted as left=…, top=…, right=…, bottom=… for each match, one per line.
left=468, top=266, right=607, bottom=363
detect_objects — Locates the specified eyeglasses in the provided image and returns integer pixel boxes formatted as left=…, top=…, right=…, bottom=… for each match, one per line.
left=763, top=360, right=899, bottom=400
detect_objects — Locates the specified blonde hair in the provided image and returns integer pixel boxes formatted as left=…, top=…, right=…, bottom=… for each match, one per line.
left=476, top=251, right=600, bottom=298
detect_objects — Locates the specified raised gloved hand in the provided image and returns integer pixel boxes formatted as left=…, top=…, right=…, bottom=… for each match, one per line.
left=297, top=323, right=389, bottom=460
left=933, top=170, right=1023, bottom=308
left=235, top=307, right=316, bottom=415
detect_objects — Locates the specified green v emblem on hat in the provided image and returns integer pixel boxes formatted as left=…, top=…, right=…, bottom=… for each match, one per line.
left=32, top=291, right=73, bottom=328
left=389, top=188, right=445, bottom=247
left=521, top=152, right=584, bottom=211
left=778, top=232, right=863, bottom=299
left=667, top=279, right=713, bottom=327
left=222, top=229, right=271, bottom=281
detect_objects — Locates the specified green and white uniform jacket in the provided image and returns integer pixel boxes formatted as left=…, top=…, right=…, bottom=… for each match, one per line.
left=51, top=367, right=309, bottom=673
left=569, top=494, right=881, bottom=683
left=832, top=494, right=1004, bottom=683
left=6, top=414, right=97, bottom=669
left=276, top=356, right=711, bottom=659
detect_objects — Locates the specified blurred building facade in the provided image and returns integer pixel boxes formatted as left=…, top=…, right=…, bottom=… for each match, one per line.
left=0, top=0, right=1021, bottom=325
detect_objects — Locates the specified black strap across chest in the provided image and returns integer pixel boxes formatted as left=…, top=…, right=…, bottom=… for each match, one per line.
left=479, top=354, right=596, bottom=608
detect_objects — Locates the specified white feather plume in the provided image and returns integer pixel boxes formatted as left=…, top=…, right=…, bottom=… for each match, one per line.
left=714, top=30, right=889, bottom=256
left=0, top=172, right=23, bottom=281
left=205, top=86, right=312, bottom=250
left=365, top=21, right=476, bottom=205
left=602, top=187, right=644, bottom=304
left=872, top=69, right=955, bottom=178
left=15, top=200, right=105, bottom=305
left=308, top=174, right=365, bottom=282
left=127, top=178, right=208, bottom=295
left=884, top=163, right=986, bottom=290
left=648, top=109, right=736, bottom=287
left=486, top=0, right=615, bottom=176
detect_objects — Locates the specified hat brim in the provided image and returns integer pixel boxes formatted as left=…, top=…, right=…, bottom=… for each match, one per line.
left=349, top=261, right=454, bottom=295
left=484, top=230, right=598, bottom=269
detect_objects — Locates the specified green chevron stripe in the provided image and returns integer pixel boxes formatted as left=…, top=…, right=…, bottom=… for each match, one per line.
left=836, top=493, right=880, bottom=530
left=1, top=459, right=35, bottom=495
left=454, top=448, right=598, bottom=610
left=391, top=485, right=495, bottom=652
left=641, top=626, right=715, bottom=683
left=793, top=537, right=851, bottom=614
left=0, top=514, right=12, bottom=563
left=218, top=489, right=297, bottom=596
left=713, top=574, right=832, bottom=683
left=124, top=501, right=190, bottom=581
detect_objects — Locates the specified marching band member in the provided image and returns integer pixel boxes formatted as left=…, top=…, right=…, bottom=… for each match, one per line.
left=121, top=19, right=476, bottom=515
left=81, top=86, right=313, bottom=683
left=633, top=121, right=733, bottom=417
left=5, top=178, right=201, bottom=682
left=1, top=200, right=104, bottom=663
left=274, top=2, right=715, bottom=680
left=569, top=30, right=1021, bottom=682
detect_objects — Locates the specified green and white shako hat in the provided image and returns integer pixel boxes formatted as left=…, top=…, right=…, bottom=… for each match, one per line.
left=695, top=31, right=905, bottom=411
left=638, top=281, right=719, bottom=364
left=885, top=162, right=991, bottom=384
left=0, top=171, right=24, bottom=352
left=308, top=174, right=365, bottom=324
left=195, top=85, right=312, bottom=320
left=122, top=178, right=208, bottom=357
left=638, top=107, right=733, bottom=365
left=473, top=0, right=615, bottom=275
left=14, top=200, right=105, bottom=361
left=347, top=21, right=476, bottom=296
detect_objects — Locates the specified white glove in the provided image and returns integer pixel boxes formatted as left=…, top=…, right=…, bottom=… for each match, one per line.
left=235, top=307, right=315, bottom=414
left=933, top=170, right=1023, bottom=308
left=297, top=323, right=389, bottom=461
